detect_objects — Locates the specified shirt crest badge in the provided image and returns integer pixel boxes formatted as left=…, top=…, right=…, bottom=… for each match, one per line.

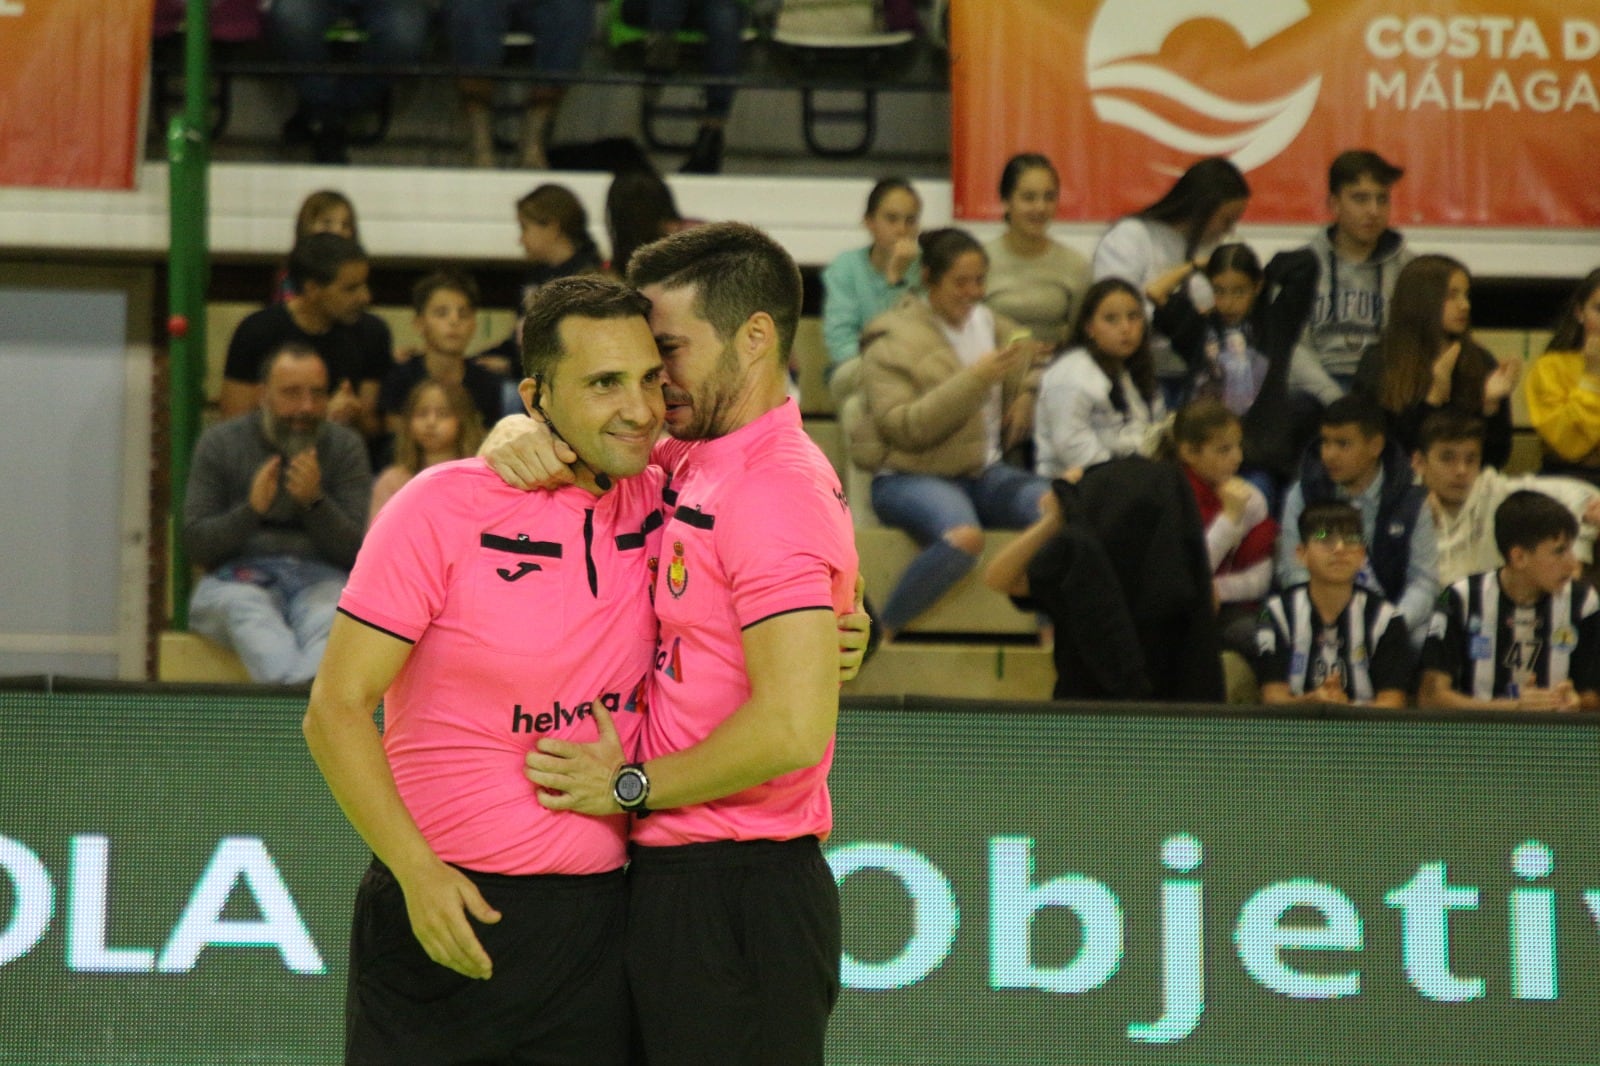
left=667, top=540, right=689, bottom=598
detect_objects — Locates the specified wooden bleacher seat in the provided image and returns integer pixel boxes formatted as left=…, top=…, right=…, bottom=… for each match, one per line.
left=792, top=316, right=835, bottom=416
left=1221, top=650, right=1259, bottom=704
left=158, top=630, right=251, bottom=683
left=855, top=527, right=1037, bottom=636
left=1475, top=328, right=1528, bottom=365
left=843, top=641, right=1054, bottom=700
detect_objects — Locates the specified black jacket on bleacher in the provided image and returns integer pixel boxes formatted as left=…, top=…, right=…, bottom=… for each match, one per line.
left=1017, top=457, right=1225, bottom=703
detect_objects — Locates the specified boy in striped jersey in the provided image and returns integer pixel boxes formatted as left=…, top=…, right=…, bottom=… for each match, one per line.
left=1419, top=490, right=1600, bottom=711
left=1253, top=500, right=1413, bottom=706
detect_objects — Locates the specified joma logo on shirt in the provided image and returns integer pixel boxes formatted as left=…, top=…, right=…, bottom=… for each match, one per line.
left=510, top=678, right=647, bottom=734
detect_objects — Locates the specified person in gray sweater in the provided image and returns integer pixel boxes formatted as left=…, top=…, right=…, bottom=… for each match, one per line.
left=1278, top=149, right=1415, bottom=404
left=183, top=344, right=371, bottom=683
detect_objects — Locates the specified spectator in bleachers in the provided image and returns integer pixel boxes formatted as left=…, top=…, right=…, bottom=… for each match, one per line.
left=1352, top=254, right=1518, bottom=468
left=472, top=183, right=605, bottom=380
left=984, top=154, right=1090, bottom=350
left=1418, top=490, right=1600, bottom=711
left=1277, top=394, right=1438, bottom=646
left=605, top=170, right=698, bottom=277
left=1032, top=277, right=1163, bottom=478
left=1092, top=156, right=1251, bottom=406
left=1412, top=410, right=1600, bottom=586
left=1524, top=268, right=1600, bottom=487
left=381, top=271, right=509, bottom=445
left=222, top=232, right=392, bottom=446
left=272, top=189, right=360, bottom=303
left=447, top=0, right=594, bottom=168
left=821, top=177, right=922, bottom=397
left=515, top=182, right=605, bottom=286
left=369, top=379, right=487, bottom=526
left=1149, top=242, right=1317, bottom=492
left=296, top=188, right=359, bottom=241
left=1157, top=400, right=1276, bottom=640
left=184, top=345, right=372, bottom=683
left=1277, top=150, right=1414, bottom=405
left=852, top=227, right=1050, bottom=639
left=266, top=0, right=431, bottom=164
left=1252, top=500, right=1411, bottom=707
left=641, top=0, right=746, bottom=173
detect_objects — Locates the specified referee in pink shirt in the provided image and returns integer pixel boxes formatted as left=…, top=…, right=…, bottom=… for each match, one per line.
left=305, top=278, right=670, bottom=1065
left=495, top=223, right=861, bottom=1066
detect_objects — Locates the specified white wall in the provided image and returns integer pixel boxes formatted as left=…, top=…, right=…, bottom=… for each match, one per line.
left=0, top=162, right=1594, bottom=277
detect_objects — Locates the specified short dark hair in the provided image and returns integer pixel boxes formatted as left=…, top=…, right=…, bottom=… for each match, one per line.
left=1299, top=500, right=1365, bottom=542
left=1328, top=150, right=1404, bottom=195
left=626, top=221, right=803, bottom=361
left=520, top=275, right=652, bottom=381
left=1416, top=410, right=1485, bottom=454
left=287, top=232, right=366, bottom=292
left=411, top=270, right=480, bottom=315
left=1495, top=490, right=1577, bottom=558
left=294, top=189, right=357, bottom=241
left=1204, top=242, right=1262, bottom=283
left=1067, top=276, right=1157, bottom=408
left=1320, top=394, right=1387, bottom=439
left=517, top=183, right=594, bottom=249
left=998, top=153, right=1057, bottom=201
left=866, top=176, right=919, bottom=217
left=917, top=227, right=986, bottom=286
left=259, top=342, right=327, bottom=383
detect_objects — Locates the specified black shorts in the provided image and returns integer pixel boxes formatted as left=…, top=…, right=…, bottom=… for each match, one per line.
left=344, top=857, right=631, bottom=1066
left=625, top=837, right=841, bottom=1066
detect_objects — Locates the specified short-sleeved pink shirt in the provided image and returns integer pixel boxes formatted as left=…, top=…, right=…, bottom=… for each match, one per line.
left=338, top=458, right=665, bottom=875
left=633, top=401, right=859, bottom=846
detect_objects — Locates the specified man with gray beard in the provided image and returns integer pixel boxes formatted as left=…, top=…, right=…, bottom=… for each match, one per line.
left=184, top=344, right=372, bottom=682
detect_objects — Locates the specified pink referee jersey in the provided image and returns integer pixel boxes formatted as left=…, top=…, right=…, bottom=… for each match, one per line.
left=338, top=458, right=666, bottom=875
left=633, top=400, right=859, bottom=847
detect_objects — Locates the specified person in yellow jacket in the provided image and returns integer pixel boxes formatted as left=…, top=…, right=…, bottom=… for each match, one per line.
left=1525, top=268, right=1600, bottom=486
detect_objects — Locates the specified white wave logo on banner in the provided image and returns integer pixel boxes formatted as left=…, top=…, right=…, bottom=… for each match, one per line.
left=1086, top=0, right=1321, bottom=172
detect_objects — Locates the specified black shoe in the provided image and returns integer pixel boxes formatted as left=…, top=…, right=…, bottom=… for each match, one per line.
left=680, top=125, right=723, bottom=174
left=310, top=120, right=349, bottom=165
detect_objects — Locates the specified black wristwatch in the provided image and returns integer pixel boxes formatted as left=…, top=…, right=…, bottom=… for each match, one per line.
left=612, top=762, right=651, bottom=814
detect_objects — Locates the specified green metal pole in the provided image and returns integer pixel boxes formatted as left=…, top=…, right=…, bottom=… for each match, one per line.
left=166, top=0, right=210, bottom=629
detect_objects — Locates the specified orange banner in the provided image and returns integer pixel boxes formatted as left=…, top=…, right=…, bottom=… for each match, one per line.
left=952, top=0, right=1600, bottom=227
left=0, top=0, right=155, bottom=190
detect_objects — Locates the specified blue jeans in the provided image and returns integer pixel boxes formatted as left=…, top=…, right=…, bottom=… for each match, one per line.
left=872, top=465, right=1050, bottom=545
left=266, top=0, right=431, bottom=120
left=871, top=465, right=1050, bottom=633
left=189, top=555, right=349, bottom=684
left=446, top=0, right=592, bottom=73
left=649, top=0, right=745, bottom=117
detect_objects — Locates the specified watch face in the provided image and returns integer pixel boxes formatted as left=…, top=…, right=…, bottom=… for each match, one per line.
left=616, top=769, right=645, bottom=804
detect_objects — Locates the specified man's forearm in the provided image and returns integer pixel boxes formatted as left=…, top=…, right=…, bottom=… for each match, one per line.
left=644, top=609, right=839, bottom=812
